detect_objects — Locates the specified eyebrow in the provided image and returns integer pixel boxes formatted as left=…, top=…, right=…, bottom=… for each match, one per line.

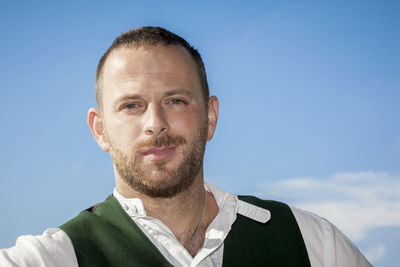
left=115, top=94, right=142, bottom=105
left=163, top=89, right=193, bottom=98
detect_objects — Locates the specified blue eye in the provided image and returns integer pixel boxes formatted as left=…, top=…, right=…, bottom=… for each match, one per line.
left=170, top=99, right=184, bottom=104
left=124, top=103, right=137, bottom=109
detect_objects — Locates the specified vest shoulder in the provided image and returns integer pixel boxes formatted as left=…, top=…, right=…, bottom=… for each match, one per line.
left=238, top=195, right=290, bottom=210
left=224, top=195, right=311, bottom=266
left=236, top=195, right=298, bottom=231
left=60, top=195, right=116, bottom=233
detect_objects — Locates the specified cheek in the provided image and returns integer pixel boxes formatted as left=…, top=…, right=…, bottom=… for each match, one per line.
left=169, top=112, right=206, bottom=140
left=105, top=119, right=142, bottom=148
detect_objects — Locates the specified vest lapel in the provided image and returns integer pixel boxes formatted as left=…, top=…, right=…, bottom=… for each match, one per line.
left=61, top=195, right=173, bottom=267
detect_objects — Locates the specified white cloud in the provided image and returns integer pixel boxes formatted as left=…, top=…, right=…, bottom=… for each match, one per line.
left=365, top=243, right=386, bottom=264
left=258, top=171, right=400, bottom=241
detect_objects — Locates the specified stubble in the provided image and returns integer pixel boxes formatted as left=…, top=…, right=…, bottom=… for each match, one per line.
left=109, top=121, right=208, bottom=198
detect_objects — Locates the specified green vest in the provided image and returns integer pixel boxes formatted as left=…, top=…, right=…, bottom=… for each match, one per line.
left=60, top=195, right=311, bottom=267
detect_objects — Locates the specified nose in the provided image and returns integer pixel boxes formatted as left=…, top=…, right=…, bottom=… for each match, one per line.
left=143, top=104, right=169, bottom=136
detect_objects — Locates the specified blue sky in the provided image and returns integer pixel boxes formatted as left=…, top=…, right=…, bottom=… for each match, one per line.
left=0, top=1, right=399, bottom=266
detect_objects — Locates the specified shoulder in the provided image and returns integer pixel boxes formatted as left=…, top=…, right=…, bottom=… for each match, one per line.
left=0, top=228, right=78, bottom=267
left=290, top=206, right=372, bottom=267
left=237, top=195, right=292, bottom=223
left=236, top=196, right=372, bottom=266
left=60, top=195, right=119, bottom=238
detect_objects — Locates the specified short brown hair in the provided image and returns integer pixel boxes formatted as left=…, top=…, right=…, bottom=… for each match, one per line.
left=96, top=26, right=209, bottom=109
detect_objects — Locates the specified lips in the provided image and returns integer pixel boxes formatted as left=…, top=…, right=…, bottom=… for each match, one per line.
left=139, top=146, right=177, bottom=161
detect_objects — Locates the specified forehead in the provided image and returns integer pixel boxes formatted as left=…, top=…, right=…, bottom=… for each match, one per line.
left=100, top=45, right=202, bottom=101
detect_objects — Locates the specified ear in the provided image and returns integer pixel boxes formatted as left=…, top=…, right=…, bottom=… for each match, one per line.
left=87, top=108, right=110, bottom=152
left=206, top=96, right=219, bottom=141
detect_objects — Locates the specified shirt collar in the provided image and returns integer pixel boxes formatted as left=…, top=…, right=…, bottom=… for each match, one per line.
left=237, top=199, right=271, bottom=223
left=204, top=181, right=270, bottom=223
left=113, top=182, right=271, bottom=223
left=113, top=188, right=147, bottom=217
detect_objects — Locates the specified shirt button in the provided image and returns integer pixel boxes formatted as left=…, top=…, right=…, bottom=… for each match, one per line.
left=123, top=204, right=129, bottom=211
left=132, top=206, right=138, bottom=214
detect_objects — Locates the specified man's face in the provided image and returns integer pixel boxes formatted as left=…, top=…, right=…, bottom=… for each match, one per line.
left=98, top=45, right=212, bottom=198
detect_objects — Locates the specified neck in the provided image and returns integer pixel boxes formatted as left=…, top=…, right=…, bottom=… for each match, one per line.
left=115, top=172, right=219, bottom=256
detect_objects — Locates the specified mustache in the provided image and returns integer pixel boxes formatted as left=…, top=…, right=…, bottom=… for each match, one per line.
left=135, top=135, right=187, bottom=153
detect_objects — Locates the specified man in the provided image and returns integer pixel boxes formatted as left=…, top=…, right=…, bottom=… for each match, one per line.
left=0, top=26, right=371, bottom=267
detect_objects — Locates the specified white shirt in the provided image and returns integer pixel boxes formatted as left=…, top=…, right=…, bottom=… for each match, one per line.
left=0, top=182, right=371, bottom=267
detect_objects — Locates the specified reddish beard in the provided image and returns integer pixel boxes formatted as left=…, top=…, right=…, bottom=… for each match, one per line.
left=109, top=122, right=208, bottom=198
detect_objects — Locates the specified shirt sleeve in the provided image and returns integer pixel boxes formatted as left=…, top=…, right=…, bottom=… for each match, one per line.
left=0, top=228, right=78, bottom=267
left=291, top=207, right=372, bottom=267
